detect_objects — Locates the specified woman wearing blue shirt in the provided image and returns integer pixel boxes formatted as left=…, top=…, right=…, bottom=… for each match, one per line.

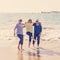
left=33, top=20, right=42, bottom=48
left=14, top=19, right=24, bottom=50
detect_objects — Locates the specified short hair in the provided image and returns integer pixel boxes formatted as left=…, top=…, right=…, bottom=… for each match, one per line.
left=19, top=19, right=22, bottom=22
left=36, top=19, right=41, bottom=24
left=28, top=19, right=32, bottom=23
left=36, top=20, right=39, bottom=22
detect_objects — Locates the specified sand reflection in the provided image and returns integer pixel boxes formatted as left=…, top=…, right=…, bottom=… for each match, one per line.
left=18, top=48, right=41, bottom=60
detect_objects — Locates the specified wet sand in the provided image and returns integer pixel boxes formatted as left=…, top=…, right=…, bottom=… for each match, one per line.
left=0, top=38, right=60, bottom=60
left=0, top=26, right=60, bottom=60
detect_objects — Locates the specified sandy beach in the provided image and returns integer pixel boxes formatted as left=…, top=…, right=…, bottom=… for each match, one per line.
left=0, top=25, right=60, bottom=60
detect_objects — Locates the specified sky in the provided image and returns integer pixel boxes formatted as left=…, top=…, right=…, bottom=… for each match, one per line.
left=0, top=0, right=60, bottom=13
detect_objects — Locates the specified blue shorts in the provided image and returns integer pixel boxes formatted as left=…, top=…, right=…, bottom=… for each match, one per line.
left=34, top=34, right=40, bottom=40
left=26, top=32, right=32, bottom=36
left=33, top=34, right=40, bottom=45
left=17, top=34, right=23, bottom=45
left=26, top=32, right=32, bottom=42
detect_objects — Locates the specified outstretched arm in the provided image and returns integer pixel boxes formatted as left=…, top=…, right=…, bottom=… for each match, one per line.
left=14, top=26, right=16, bottom=37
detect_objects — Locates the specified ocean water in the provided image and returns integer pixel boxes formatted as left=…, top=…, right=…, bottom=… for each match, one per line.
left=0, top=13, right=60, bottom=26
left=0, top=13, right=60, bottom=41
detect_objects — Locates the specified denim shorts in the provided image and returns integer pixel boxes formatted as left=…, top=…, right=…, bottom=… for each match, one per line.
left=17, top=34, right=23, bottom=45
left=26, top=32, right=32, bottom=42
left=26, top=32, right=32, bottom=36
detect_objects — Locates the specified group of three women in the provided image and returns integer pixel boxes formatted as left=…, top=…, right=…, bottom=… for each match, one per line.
left=14, top=19, right=42, bottom=50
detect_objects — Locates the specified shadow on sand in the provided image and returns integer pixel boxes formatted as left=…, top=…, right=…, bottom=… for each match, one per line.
left=32, top=47, right=60, bottom=56
left=18, top=47, right=60, bottom=60
left=18, top=49, right=41, bottom=60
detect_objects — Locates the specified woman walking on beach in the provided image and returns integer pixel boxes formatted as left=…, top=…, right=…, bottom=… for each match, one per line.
left=33, top=20, right=42, bottom=48
left=25, top=19, right=33, bottom=48
left=14, top=19, right=24, bottom=50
